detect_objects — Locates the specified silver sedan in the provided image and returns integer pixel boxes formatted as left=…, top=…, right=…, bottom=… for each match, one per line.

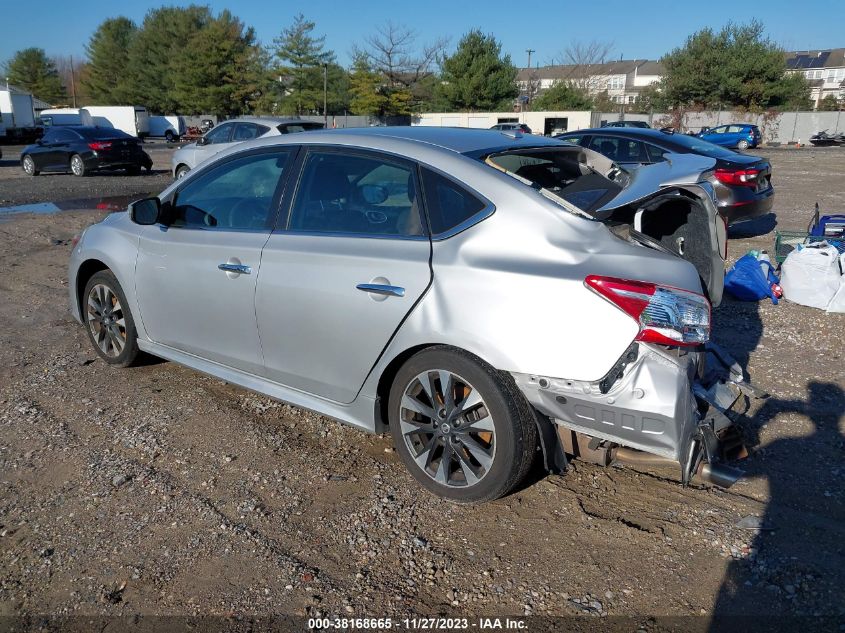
left=70, top=127, right=741, bottom=503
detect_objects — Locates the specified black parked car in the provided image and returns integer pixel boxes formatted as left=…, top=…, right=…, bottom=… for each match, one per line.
left=555, top=128, right=773, bottom=223
left=21, top=126, right=153, bottom=177
left=602, top=120, right=651, bottom=129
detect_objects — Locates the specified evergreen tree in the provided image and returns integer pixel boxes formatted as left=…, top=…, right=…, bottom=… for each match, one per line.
left=661, top=20, right=810, bottom=109
left=531, top=81, right=593, bottom=111
left=272, top=14, right=335, bottom=114
left=349, top=54, right=387, bottom=115
left=124, top=6, right=211, bottom=112
left=4, top=48, right=66, bottom=103
left=437, top=30, right=518, bottom=111
left=171, top=11, right=265, bottom=115
left=83, top=17, right=137, bottom=104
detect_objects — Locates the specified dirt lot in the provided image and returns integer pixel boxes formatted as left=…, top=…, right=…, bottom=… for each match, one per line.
left=0, top=143, right=843, bottom=630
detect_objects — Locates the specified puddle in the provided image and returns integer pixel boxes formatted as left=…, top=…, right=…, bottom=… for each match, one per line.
left=0, top=194, right=152, bottom=217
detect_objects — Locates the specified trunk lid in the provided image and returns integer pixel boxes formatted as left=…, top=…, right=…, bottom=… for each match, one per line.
left=481, top=146, right=726, bottom=305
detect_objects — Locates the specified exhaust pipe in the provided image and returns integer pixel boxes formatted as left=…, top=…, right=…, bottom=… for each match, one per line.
left=698, top=462, right=743, bottom=488
left=613, top=447, right=743, bottom=488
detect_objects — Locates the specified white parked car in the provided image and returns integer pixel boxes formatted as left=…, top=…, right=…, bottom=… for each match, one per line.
left=170, top=116, right=323, bottom=179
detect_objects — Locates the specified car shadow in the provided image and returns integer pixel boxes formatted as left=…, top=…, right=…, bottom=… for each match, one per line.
left=728, top=213, right=778, bottom=239
left=0, top=159, right=18, bottom=168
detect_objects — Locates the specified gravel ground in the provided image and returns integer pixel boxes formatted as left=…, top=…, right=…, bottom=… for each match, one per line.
left=0, top=144, right=843, bottom=629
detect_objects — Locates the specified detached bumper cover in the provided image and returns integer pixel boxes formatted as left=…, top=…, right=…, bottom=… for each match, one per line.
left=513, top=344, right=700, bottom=463
left=513, top=342, right=760, bottom=485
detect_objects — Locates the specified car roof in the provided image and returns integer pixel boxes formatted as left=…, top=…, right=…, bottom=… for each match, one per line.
left=560, top=127, right=678, bottom=140
left=219, top=116, right=320, bottom=126
left=275, top=126, right=562, bottom=155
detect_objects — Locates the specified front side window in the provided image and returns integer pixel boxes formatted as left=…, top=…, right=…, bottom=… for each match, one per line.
left=204, top=123, right=233, bottom=145
left=287, top=151, right=425, bottom=237
left=421, top=168, right=487, bottom=235
left=171, top=151, right=292, bottom=230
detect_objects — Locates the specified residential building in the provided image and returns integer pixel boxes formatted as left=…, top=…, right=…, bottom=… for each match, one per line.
left=785, top=48, right=845, bottom=107
left=517, top=59, right=664, bottom=105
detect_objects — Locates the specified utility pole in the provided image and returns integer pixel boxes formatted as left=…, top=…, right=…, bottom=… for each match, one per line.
left=323, top=63, right=328, bottom=128
left=525, top=48, right=535, bottom=69
left=70, top=55, right=77, bottom=108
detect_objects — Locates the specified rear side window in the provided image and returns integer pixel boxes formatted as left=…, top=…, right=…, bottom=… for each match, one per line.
left=421, top=168, right=487, bottom=235
left=53, top=129, right=80, bottom=142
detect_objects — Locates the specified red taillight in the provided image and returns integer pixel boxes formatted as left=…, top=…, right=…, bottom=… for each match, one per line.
left=714, top=168, right=759, bottom=187
left=88, top=141, right=112, bottom=151
left=585, top=275, right=711, bottom=346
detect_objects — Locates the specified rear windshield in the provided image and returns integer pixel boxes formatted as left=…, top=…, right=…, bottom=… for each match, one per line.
left=664, top=134, right=739, bottom=159
left=278, top=123, right=324, bottom=134
left=483, top=149, right=622, bottom=213
left=78, top=127, right=133, bottom=140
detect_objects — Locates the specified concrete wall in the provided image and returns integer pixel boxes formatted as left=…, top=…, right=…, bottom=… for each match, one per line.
left=600, top=110, right=845, bottom=144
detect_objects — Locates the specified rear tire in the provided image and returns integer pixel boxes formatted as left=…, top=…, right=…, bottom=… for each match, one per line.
left=83, top=270, right=140, bottom=368
left=22, top=155, right=38, bottom=176
left=126, top=165, right=141, bottom=176
left=70, top=154, right=86, bottom=177
left=165, top=130, right=176, bottom=142
left=388, top=346, right=537, bottom=503
left=736, top=139, right=749, bottom=150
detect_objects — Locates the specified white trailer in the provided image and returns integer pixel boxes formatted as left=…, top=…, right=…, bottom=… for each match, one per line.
left=0, top=87, right=38, bottom=141
left=148, top=115, right=186, bottom=141
left=39, top=108, right=94, bottom=127
left=81, top=105, right=151, bottom=138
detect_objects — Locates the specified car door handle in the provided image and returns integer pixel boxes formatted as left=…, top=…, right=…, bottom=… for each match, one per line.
left=356, top=283, right=405, bottom=297
left=218, top=263, right=251, bottom=274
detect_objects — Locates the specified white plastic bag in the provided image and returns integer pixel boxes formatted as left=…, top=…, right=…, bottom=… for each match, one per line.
left=826, top=252, right=845, bottom=313
left=780, top=242, right=842, bottom=310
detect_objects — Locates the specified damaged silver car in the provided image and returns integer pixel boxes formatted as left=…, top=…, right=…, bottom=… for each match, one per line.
left=68, top=127, right=755, bottom=503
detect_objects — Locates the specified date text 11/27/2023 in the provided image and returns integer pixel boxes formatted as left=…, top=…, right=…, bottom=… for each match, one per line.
left=307, top=617, right=527, bottom=630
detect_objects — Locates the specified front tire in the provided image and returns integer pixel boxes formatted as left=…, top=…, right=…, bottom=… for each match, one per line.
left=175, top=164, right=190, bottom=180
left=165, top=130, right=176, bottom=142
left=83, top=271, right=140, bottom=368
left=70, top=154, right=87, bottom=176
left=388, top=346, right=537, bottom=503
left=736, top=139, right=749, bottom=150
left=22, top=155, right=38, bottom=176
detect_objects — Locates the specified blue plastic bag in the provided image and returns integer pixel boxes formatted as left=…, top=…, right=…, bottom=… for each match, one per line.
left=724, top=254, right=780, bottom=304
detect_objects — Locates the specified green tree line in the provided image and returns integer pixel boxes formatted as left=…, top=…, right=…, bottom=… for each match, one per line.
left=2, top=11, right=819, bottom=116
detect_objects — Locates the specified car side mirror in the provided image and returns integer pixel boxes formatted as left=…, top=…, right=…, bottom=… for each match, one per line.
left=197, top=136, right=209, bottom=146
left=361, top=184, right=389, bottom=205
left=129, top=197, right=161, bottom=225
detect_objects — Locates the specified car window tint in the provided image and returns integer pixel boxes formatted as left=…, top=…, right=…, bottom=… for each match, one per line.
left=645, top=143, right=668, bottom=162
left=587, top=136, right=621, bottom=160
left=53, top=129, right=79, bottom=142
left=560, top=135, right=582, bottom=145
left=727, top=125, right=744, bottom=133
left=40, top=130, right=58, bottom=143
left=205, top=123, right=233, bottom=144
left=288, top=151, right=424, bottom=237
left=233, top=123, right=261, bottom=141
left=79, top=127, right=132, bottom=140
left=172, top=151, right=291, bottom=231
left=421, top=168, right=487, bottom=235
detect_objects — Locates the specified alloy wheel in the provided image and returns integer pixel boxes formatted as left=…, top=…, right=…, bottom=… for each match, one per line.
left=23, top=156, right=34, bottom=175
left=86, top=283, right=127, bottom=358
left=399, top=370, right=496, bottom=488
left=71, top=155, right=84, bottom=176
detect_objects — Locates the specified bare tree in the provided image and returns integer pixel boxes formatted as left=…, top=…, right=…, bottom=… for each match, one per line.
left=550, top=40, right=615, bottom=94
left=52, top=55, right=88, bottom=106
left=357, top=22, right=447, bottom=89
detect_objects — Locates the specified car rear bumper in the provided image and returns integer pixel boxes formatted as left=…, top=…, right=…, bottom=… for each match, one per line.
left=84, top=150, right=152, bottom=171
left=512, top=342, right=748, bottom=486
left=717, top=184, right=774, bottom=224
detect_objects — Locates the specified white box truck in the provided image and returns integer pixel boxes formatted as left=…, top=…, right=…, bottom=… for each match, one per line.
left=0, top=87, right=39, bottom=142
left=148, top=115, right=186, bottom=142
left=80, top=106, right=150, bottom=138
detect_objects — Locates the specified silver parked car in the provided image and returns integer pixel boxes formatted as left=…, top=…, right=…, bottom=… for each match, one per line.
left=171, top=116, right=323, bottom=179
left=70, top=127, right=745, bottom=503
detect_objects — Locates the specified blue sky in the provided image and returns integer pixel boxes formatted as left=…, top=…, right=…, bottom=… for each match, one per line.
left=2, top=0, right=844, bottom=69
